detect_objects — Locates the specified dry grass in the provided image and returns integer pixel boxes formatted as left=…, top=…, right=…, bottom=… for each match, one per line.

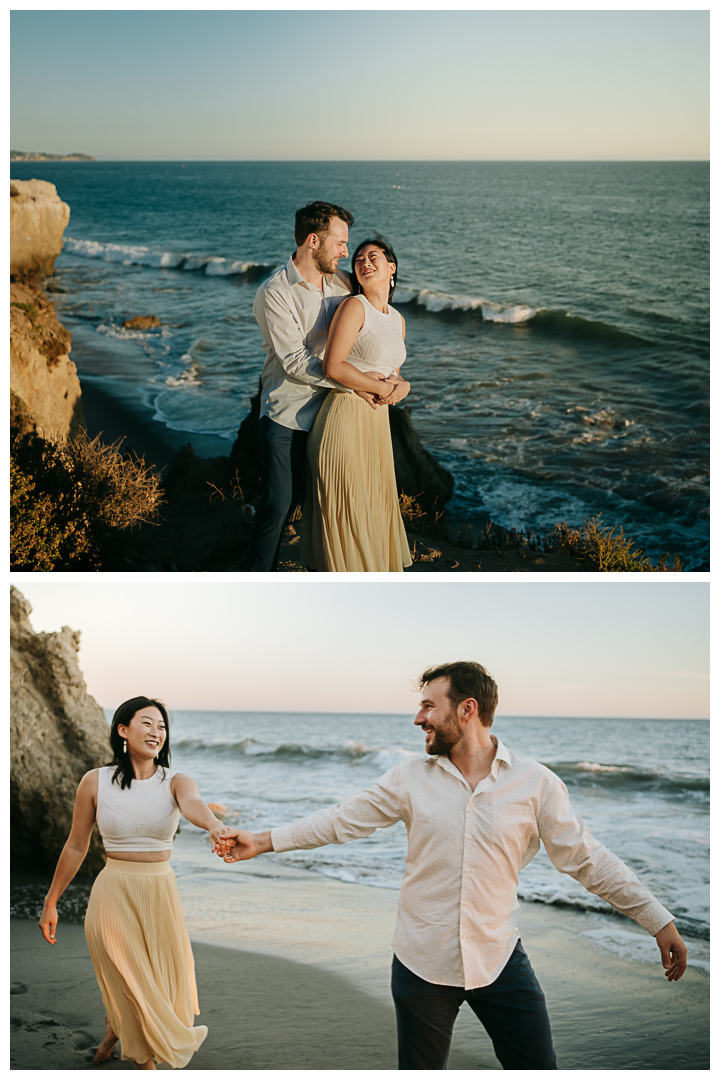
left=399, top=493, right=683, bottom=573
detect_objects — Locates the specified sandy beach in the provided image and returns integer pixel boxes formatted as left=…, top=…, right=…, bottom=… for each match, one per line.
left=11, top=861, right=709, bottom=1070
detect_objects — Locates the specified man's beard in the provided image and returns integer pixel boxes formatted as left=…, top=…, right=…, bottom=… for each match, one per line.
left=425, top=709, right=463, bottom=755
left=312, top=241, right=337, bottom=276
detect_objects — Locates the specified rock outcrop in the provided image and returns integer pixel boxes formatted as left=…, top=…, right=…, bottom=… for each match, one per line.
left=10, top=179, right=70, bottom=277
left=388, top=405, right=455, bottom=511
left=10, top=587, right=110, bottom=878
left=10, top=278, right=84, bottom=437
left=123, top=315, right=161, bottom=330
left=10, top=180, right=83, bottom=437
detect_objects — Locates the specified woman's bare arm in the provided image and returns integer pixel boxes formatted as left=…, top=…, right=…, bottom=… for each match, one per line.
left=170, top=774, right=227, bottom=847
left=323, top=298, right=397, bottom=397
left=39, top=770, right=99, bottom=943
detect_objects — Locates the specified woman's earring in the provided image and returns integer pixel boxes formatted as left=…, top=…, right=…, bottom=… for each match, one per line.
left=390, top=276, right=395, bottom=287
left=123, top=739, right=127, bottom=754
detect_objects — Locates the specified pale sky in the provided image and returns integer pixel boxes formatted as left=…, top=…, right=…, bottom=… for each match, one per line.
left=11, top=580, right=709, bottom=719
left=10, top=10, right=709, bottom=161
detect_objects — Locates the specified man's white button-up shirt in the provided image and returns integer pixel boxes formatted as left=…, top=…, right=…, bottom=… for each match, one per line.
left=271, top=736, right=674, bottom=989
left=253, top=257, right=350, bottom=431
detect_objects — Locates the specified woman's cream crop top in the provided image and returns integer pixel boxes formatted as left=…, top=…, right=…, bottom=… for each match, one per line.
left=96, top=765, right=181, bottom=852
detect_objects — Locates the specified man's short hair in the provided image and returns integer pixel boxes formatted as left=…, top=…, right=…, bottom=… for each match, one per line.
left=416, top=661, right=499, bottom=728
left=294, top=201, right=354, bottom=247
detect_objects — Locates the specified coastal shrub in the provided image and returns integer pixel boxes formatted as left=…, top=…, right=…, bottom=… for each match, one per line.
left=401, top=496, right=682, bottom=573
left=544, top=518, right=683, bottom=572
left=10, top=459, right=78, bottom=571
left=11, top=427, right=164, bottom=571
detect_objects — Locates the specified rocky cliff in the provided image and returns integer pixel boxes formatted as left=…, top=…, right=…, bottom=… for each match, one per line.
left=10, top=179, right=70, bottom=277
left=10, top=587, right=110, bottom=877
left=10, top=180, right=83, bottom=437
left=11, top=278, right=84, bottom=437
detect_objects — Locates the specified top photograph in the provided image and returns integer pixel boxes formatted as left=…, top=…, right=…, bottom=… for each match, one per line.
left=9, top=10, right=709, bottom=574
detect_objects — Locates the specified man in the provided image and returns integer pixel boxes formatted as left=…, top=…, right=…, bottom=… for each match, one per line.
left=217, top=661, right=687, bottom=1069
left=248, top=200, right=401, bottom=572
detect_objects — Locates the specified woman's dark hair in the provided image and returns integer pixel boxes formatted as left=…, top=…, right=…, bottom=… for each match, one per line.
left=350, top=234, right=399, bottom=303
left=106, top=696, right=171, bottom=789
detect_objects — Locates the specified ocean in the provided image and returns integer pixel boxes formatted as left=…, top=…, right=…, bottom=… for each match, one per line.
left=11, top=160, right=709, bottom=568
left=164, top=711, right=710, bottom=949
left=10, top=710, right=708, bottom=972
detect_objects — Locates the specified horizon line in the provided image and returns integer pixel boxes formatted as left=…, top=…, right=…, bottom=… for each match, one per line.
left=10, top=157, right=710, bottom=165
left=99, top=707, right=709, bottom=722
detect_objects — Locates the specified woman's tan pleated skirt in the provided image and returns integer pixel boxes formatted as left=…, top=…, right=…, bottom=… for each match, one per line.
left=301, top=390, right=413, bottom=572
left=84, top=859, right=207, bottom=1068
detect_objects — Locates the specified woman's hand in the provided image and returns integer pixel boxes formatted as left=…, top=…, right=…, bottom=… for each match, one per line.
left=381, top=379, right=410, bottom=405
left=369, top=373, right=400, bottom=400
left=39, top=903, right=58, bottom=944
left=209, top=822, right=233, bottom=851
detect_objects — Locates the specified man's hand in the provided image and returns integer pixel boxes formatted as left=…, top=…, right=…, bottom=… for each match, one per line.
left=655, top=921, right=687, bottom=981
left=354, top=390, right=378, bottom=410
left=214, top=828, right=273, bottom=862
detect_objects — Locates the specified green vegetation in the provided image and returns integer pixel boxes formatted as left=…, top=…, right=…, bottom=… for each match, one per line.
left=11, top=302, right=39, bottom=323
left=11, top=413, right=164, bottom=571
left=399, top=493, right=682, bottom=573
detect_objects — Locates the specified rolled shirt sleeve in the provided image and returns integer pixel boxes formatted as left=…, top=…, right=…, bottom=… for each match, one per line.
left=536, top=770, right=674, bottom=936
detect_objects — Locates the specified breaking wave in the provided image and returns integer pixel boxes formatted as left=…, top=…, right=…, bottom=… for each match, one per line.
left=62, top=236, right=273, bottom=278
left=548, top=760, right=709, bottom=795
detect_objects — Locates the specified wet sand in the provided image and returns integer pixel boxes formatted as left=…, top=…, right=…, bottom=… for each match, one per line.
left=10, top=865, right=709, bottom=1070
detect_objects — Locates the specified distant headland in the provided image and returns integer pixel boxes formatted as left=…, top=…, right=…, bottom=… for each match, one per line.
left=10, top=150, right=95, bottom=162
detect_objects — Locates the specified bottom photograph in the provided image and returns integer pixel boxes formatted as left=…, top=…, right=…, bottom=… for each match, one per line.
left=10, top=579, right=709, bottom=1071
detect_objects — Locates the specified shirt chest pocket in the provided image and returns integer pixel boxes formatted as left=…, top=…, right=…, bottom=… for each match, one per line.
left=488, top=803, right=539, bottom=854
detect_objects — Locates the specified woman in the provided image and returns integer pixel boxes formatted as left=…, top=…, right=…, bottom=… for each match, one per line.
left=300, top=235, right=413, bottom=572
left=38, top=696, right=229, bottom=1070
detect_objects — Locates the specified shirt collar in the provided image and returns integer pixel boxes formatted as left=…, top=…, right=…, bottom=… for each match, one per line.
left=426, top=734, right=512, bottom=779
left=286, top=254, right=333, bottom=291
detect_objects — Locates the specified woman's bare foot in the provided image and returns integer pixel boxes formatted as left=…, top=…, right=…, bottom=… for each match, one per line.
left=136, top=1057, right=156, bottom=1070
left=93, top=1016, right=118, bottom=1064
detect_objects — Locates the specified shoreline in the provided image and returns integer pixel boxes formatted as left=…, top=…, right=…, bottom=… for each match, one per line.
left=11, top=866, right=709, bottom=1070
left=79, top=375, right=233, bottom=473
left=11, top=278, right=685, bottom=571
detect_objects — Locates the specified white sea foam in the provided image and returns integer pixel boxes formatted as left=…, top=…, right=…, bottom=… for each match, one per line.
left=182, top=256, right=210, bottom=271
left=581, top=928, right=709, bottom=972
left=95, top=321, right=171, bottom=342
left=165, top=356, right=201, bottom=388
left=575, top=761, right=632, bottom=774
left=63, top=236, right=259, bottom=277
left=204, top=257, right=254, bottom=276
left=372, top=747, right=421, bottom=772
left=64, top=236, right=185, bottom=269
left=393, top=285, right=537, bottom=323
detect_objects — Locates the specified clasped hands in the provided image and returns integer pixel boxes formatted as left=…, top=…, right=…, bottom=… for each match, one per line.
left=210, top=827, right=264, bottom=862
left=356, top=371, right=410, bottom=410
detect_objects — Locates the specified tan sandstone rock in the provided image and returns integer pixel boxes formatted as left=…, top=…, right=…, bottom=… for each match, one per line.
left=10, top=179, right=70, bottom=277
left=10, top=279, right=84, bottom=438
left=10, top=586, right=110, bottom=877
left=123, top=315, right=161, bottom=330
